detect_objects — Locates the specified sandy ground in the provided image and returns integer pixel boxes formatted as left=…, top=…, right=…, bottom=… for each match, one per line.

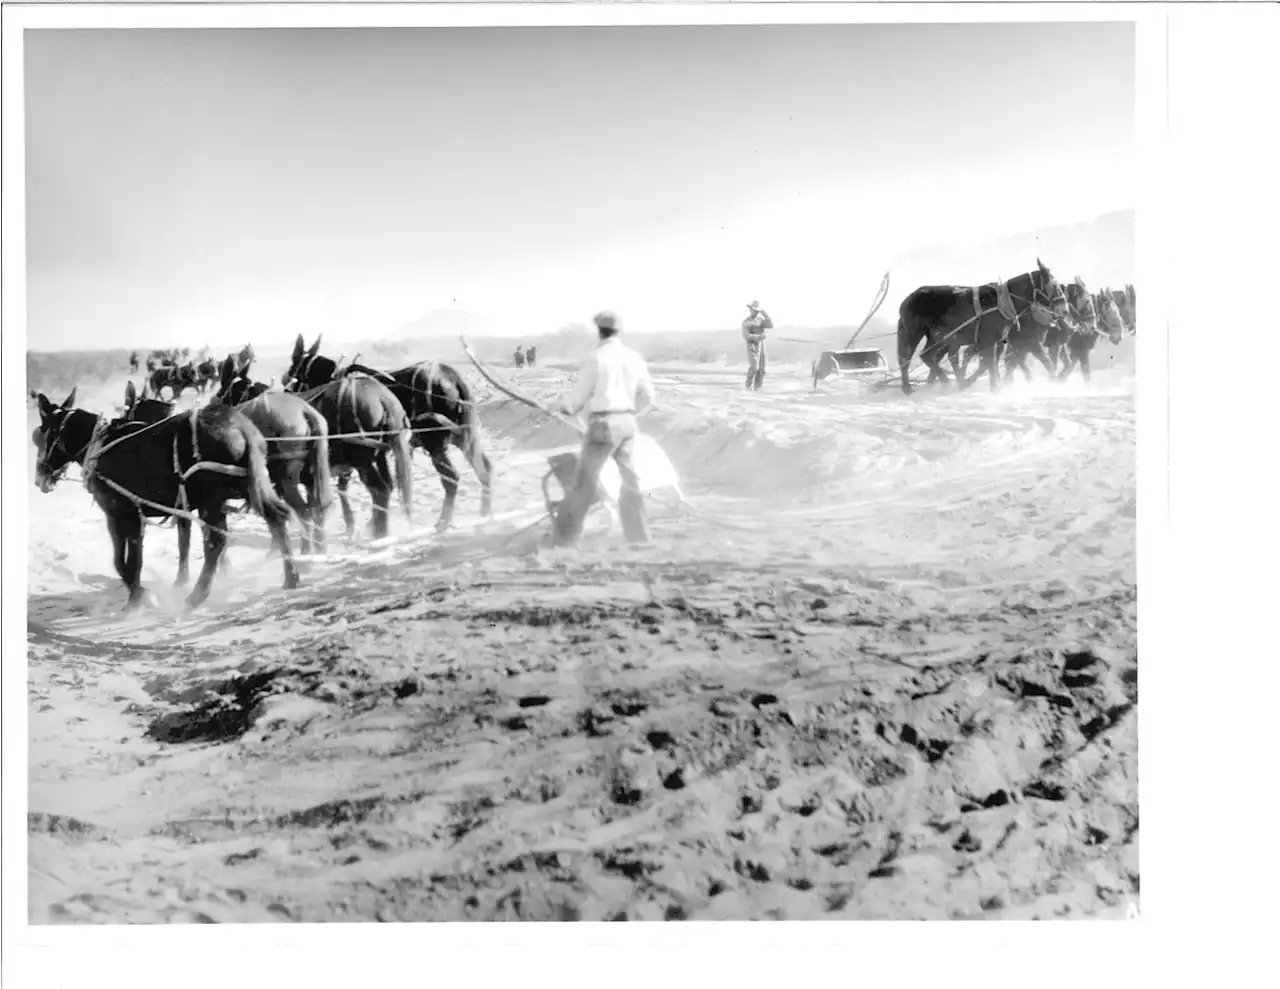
left=26, top=357, right=1137, bottom=922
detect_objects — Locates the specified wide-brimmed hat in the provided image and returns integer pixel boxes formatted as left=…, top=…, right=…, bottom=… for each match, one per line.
left=593, top=310, right=620, bottom=331
left=746, top=300, right=762, bottom=311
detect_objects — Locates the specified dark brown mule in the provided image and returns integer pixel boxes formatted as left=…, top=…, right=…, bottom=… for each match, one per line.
left=1039, top=277, right=1096, bottom=376
left=209, top=356, right=334, bottom=555
left=149, top=361, right=199, bottom=401
left=1110, top=285, right=1136, bottom=333
left=1000, top=279, right=1077, bottom=383
left=122, top=381, right=174, bottom=424
left=283, top=333, right=491, bottom=532
left=1058, top=285, right=1126, bottom=383
left=195, top=357, right=220, bottom=393
left=897, top=259, right=1070, bottom=394
left=32, top=389, right=298, bottom=610
left=282, top=363, right=414, bottom=543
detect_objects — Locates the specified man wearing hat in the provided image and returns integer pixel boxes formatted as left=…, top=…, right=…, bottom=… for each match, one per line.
left=742, top=300, right=772, bottom=391
left=553, top=310, right=655, bottom=547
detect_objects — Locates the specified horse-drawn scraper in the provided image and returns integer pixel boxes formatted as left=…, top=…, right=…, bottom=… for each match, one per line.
left=808, top=272, right=893, bottom=389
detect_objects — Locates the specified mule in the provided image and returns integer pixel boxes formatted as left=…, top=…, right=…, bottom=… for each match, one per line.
left=526, top=345, right=538, bottom=368
left=149, top=361, right=198, bottom=401
left=283, top=333, right=491, bottom=532
left=1058, top=285, right=1127, bottom=383
left=32, top=389, right=298, bottom=609
left=195, top=357, right=220, bottom=393
left=1110, top=285, right=1136, bottom=334
left=281, top=362, right=414, bottom=542
left=897, top=259, right=1070, bottom=394
left=122, top=381, right=174, bottom=424
left=209, top=356, right=334, bottom=555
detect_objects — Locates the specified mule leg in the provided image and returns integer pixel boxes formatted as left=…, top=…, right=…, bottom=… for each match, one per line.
left=283, top=463, right=313, bottom=556
left=186, top=507, right=228, bottom=608
left=947, top=349, right=968, bottom=390
left=337, top=471, right=356, bottom=545
left=105, top=515, right=137, bottom=606
left=265, top=509, right=300, bottom=592
left=116, top=513, right=147, bottom=610
left=428, top=440, right=461, bottom=532
left=987, top=339, right=1001, bottom=392
left=461, top=442, right=494, bottom=518
left=277, top=470, right=310, bottom=557
left=359, top=459, right=393, bottom=540
left=175, top=517, right=191, bottom=586
left=1080, top=352, right=1093, bottom=383
left=304, top=465, right=328, bottom=555
left=1028, top=342, right=1056, bottom=378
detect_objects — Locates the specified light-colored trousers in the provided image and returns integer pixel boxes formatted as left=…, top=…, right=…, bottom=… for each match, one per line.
left=745, top=339, right=767, bottom=389
left=552, top=412, right=650, bottom=545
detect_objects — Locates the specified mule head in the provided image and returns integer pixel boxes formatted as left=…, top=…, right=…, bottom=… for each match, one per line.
left=210, top=355, right=237, bottom=405
left=33, top=388, right=82, bottom=493
left=1096, top=291, right=1126, bottom=344
left=1034, top=259, right=1071, bottom=320
left=213, top=354, right=260, bottom=405
left=282, top=333, right=333, bottom=392
left=125, top=380, right=138, bottom=409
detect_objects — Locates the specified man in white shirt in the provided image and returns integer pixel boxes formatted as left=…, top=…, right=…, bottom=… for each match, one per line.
left=553, top=310, right=656, bottom=547
left=742, top=300, right=772, bottom=391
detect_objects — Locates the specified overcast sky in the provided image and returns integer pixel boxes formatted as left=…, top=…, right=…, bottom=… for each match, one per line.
left=25, top=23, right=1135, bottom=349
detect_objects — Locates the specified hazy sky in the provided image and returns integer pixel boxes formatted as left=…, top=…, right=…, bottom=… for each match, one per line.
left=25, top=24, right=1135, bottom=349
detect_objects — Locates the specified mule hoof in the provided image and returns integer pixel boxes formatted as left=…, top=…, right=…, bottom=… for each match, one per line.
left=434, top=518, right=452, bottom=534
left=174, top=573, right=189, bottom=588
left=283, top=571, right=301, bottom=591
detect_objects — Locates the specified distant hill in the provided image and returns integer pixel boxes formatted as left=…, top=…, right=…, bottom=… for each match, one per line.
left=381, top=308, right=495, bottom=343
left=889, top=209, right=1134, bottom=301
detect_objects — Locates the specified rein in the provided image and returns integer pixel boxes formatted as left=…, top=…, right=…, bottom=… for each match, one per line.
left=47, top=407, right=248, bottom=529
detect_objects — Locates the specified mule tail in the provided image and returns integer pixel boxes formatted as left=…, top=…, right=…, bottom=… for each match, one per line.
left=300, top=403, right=334, bottom=512
left=452, top=373, right=487, bottom=466
left=244, top=428, right=295, bottom=531
left=391, top=416, right=414, bottom=523
left=897, top=315, right=921, bottom=392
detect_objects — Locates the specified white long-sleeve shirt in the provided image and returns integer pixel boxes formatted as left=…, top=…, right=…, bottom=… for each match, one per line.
left=565, top=337, right=655, bottom=415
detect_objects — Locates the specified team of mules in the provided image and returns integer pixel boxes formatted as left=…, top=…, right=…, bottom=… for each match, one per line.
left=33, top=387, right=297, bottom=609
left=282, top=333, right=492, bottom=533
left=30, top=337, right=491, bottom=610
left=897, top=261, right=1134, bottom=393
left=144, top=344, right=255, bottom=400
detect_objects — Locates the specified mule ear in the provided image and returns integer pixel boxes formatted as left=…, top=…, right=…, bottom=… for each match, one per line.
left=306, top=334, right=323, bottom=362
left=292, top=334, right=305, bottom=364
left=38, top=394, right=55, bottom=419
left=125, top=380, right=137, bottom=406
left=220, top=355, right=235, bottom=389
left=1037, top=257, right=1048, bottom=272
left=61, top=387, right=77, bottom=410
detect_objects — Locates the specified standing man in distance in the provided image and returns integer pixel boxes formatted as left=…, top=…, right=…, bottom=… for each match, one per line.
left=742, top=300, right=772, bottom=392
left=553, top=310, right=655, bottom=547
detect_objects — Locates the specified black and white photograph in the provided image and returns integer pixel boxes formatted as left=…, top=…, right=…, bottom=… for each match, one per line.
left=3, top=0, right=1266, bottom=955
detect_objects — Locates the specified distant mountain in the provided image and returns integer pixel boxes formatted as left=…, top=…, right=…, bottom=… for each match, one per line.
left=381, top=308, right=493, bottom=343
left=889, top=209, right=1135, bottom=298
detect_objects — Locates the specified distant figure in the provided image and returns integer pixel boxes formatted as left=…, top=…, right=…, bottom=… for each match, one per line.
left=553, top=310, right=655, bottom=548
left=526, top=345, right=538, bottom=367
left=514, top=345, right=527, bottom=369
left=129, top=352, right=139, bottom=373
left=742, top=300, right=772, bottom=391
